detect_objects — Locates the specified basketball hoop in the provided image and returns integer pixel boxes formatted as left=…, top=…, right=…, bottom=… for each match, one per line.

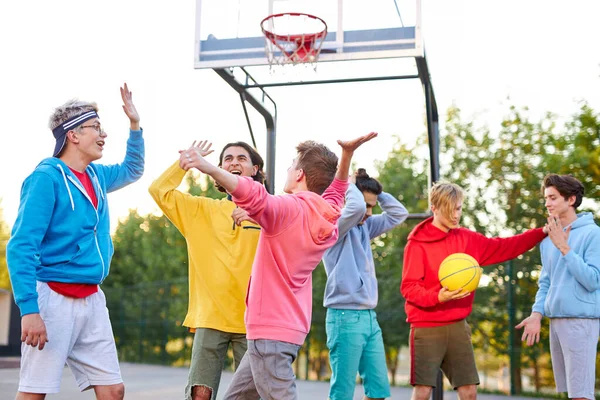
left=261, top=12, right=327, bottom=70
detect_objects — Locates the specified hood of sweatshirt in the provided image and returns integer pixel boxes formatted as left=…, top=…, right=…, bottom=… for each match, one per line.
left=407, top=216, right=450, bottom=243
left=295, top=191, right=342, bottom=245
left=569, top=212, right=596, bottom=230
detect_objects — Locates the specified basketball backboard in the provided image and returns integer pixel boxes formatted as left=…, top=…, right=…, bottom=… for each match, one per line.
left=194, top=0, right=422, bottom=69
left=193, top=0, right=438, bottom=222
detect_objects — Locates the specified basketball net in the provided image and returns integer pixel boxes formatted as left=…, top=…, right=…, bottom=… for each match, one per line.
left=261, top=13, right=327, bottom=75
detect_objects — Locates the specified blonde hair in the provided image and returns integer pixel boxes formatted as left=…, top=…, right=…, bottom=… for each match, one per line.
left=430, top=181, right=464, bottom=217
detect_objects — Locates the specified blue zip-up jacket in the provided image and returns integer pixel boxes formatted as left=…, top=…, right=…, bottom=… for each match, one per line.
left=323, top=183, right=408, bottom=309
left=7, top=129, right=144, bottom=316
left=532, top=212, right=600, bottom=318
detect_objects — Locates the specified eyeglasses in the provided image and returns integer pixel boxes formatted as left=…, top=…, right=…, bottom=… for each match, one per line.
left=80, top=124, right=105, bottom=134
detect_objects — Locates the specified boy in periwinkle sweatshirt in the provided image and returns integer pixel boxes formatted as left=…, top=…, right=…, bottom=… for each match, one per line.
left=517, top=174, right=600, bottom=400
left=179, top=132, right=377, bottom=400
left=323, top=168, right=408, bottom=400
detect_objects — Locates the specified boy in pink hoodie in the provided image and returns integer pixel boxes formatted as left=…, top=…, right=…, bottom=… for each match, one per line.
left=179, top=133, right=377, bottom=400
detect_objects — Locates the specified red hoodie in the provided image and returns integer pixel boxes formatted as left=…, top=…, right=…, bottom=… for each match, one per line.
left=401, top=217, right=546, bottom=327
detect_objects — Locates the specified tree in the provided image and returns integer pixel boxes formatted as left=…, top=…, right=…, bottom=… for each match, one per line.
left=0, top=199, right=11, bottom=290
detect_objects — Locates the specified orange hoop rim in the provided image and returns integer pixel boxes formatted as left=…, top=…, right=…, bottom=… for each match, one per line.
left=260, top=12, right=328, bottom=44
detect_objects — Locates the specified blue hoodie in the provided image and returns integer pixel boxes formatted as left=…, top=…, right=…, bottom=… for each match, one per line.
left=532, top=212, right=600, bottom=318
left=322, top=183, right=408, bottom=309
left=7, top=129, right=144, bottom=316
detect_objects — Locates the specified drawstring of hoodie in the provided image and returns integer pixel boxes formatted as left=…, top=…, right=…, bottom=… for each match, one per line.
left=57, top=164, right=75, bottom=211
left=88, top=168, right=105, bottom=200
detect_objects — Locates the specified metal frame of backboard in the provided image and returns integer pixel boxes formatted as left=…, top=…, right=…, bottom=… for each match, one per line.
left=194, top=0, right=440, bottom=222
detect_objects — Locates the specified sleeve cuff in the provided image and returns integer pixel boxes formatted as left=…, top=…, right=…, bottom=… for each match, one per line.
left=531, top=306, right=544, bottom=316
left=19, top=297, right=40, bottom=317
left=129, top=128, right=143, bottom=138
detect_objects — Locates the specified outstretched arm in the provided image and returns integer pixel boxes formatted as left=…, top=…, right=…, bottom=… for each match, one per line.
left=149, top=141, right=216, bottom=234
left=96, top=83, right=144, bottom=192
left=471, top=228, right=546, bottom=267
left=322, top=132, right=378, bottom=209
left=335, top=132, right=378, bottom=181
left=121, top=82, right=140, bottom=131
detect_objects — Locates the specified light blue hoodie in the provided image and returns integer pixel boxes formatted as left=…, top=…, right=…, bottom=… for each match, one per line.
left=322, top=183, right=408, bottom=309
left=7, top=129, right=144, bottom=316
left=532, top=212, right=600, bottom=318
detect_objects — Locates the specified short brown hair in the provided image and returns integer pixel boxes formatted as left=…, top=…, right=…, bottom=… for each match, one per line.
left=430, top=181, right=464, bottom=217
left=542, top=174, right=584, bottom=210
left=296, top=141, right=338, bottom=195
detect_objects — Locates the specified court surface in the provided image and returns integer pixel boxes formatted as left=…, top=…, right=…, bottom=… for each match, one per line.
left=0, top=361, right=553, bottom=399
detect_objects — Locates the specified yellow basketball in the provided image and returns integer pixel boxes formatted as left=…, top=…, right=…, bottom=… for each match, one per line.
left=438, top=253, right=482, bottom=294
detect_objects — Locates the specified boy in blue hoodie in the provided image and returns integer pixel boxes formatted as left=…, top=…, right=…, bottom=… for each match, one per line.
left=6, top=83, right=144, bottom=400
left=322, top=169, right=408, bottom=400
left=517, top=174, right=600, bottom=400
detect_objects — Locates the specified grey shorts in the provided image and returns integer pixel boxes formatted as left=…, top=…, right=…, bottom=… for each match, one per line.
left=549, top=318, right=599, bottom=400
left=222, top=339, right=301, bottom=400
left=19, top=282, right=122, bottom=394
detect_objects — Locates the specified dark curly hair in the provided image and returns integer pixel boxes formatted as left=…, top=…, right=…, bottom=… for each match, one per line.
left=216, top=142, right=266, bottom=193
left=355, top=168, right=382, bottom=195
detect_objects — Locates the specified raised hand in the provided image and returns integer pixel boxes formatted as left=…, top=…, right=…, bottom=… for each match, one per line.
left=335, top=132, right=378, bottom=181
left=120, top=83, right=140, bottom=129
left=21, top=313, right=49, bottom=350
left=515, top=313, right=542, bottom=346
left=179, top=140, right=214, bottom=158
left=179, top=140, right=215, bottom=172
left=546, top=215, right=572, bottom=255
left=337, top=132, right=378, bottom=153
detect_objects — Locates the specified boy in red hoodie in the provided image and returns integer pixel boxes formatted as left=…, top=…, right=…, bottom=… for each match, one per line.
left=401, top=181, right=546, bottom=400
left=180, top=132, right=377, bottom=400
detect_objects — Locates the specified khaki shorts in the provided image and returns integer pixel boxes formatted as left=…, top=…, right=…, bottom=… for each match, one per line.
left=409, top=319, right=479, bottom=389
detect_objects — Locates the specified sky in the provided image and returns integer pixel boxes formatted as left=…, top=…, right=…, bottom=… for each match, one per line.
left=0, top=0, right=599, bottom=231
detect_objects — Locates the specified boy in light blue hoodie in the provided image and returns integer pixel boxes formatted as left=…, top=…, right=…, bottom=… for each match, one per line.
left=6, top=84, right=144, bottom=399
left=517, top=174, right=600, bottom=400
left=322, top=169, right=408, bottom=400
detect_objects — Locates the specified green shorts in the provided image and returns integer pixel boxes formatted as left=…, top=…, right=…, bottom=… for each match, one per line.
left=185, top=328, right=247, bottom=400
left=409, top=319, right=479, bottom=389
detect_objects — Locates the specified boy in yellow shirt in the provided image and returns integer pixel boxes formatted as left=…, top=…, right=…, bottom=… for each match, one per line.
left=149, top=140, right=264, bottom=400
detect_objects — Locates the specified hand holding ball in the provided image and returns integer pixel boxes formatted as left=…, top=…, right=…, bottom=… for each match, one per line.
left=438, top=253, right=482, bottom=294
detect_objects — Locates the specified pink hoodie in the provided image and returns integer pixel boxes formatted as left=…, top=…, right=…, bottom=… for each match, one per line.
left=231, top=176, right=348, bottom=345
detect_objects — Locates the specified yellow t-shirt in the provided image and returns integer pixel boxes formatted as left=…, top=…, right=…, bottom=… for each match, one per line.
left=148, top=162, right=260, bottom=333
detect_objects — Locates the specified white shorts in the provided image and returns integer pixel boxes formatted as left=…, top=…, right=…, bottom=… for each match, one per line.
left=549, top=318, right=599, bottom=400
left=18, top=282, right=122, bottom=394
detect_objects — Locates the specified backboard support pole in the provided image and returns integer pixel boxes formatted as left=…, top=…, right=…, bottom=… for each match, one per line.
left=416, top=54, right=443, bottom=399
left=213, top=68, right=278, bottom=194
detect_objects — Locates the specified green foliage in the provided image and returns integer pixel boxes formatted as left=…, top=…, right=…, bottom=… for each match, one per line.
left=0, top=199, right=11, bottom=290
